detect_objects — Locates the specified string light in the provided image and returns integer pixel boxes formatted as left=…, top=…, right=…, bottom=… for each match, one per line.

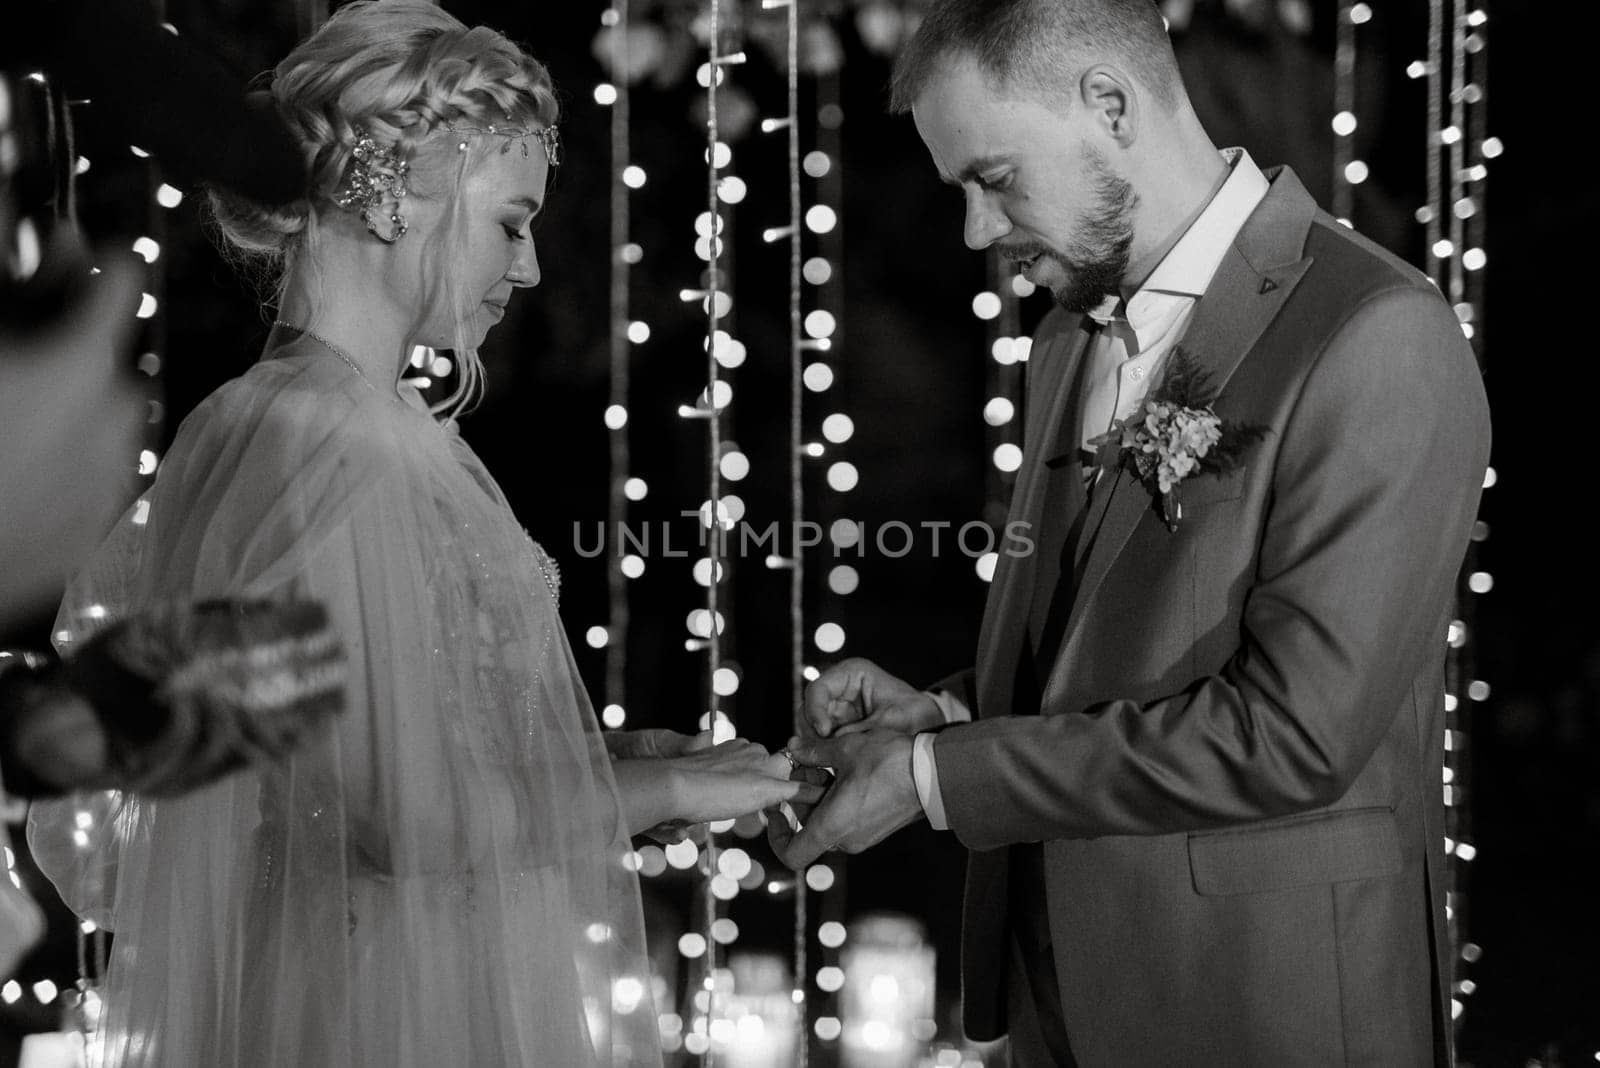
left=681, top=3, right=746, bottom=1055
left=761, top=12, right=812, bottom=1061
left=745, top=19, right=858, bottom=1055
left=597, top=0, right=636, bottom=749
left=982, top=237, right=1029, bottom=585
left=803, top=363, right=834, bottom=392
left=1418, top=0, right=1494, bottom=1035
left=1332, top=2, right=1360, bottom=220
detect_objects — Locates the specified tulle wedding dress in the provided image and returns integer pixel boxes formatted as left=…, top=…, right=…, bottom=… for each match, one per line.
left=30, top=347, right=660, bottom=1066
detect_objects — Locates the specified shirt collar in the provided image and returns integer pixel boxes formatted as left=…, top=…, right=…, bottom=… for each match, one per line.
left=1086, top=148, right=1270, bottom=335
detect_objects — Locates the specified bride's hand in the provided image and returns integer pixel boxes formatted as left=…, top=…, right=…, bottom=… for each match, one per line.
left=611, top=739, right=825, bottom=839
left=603, top=728, right=721, bottom=842
left=602, top=727, right=715, bottom=762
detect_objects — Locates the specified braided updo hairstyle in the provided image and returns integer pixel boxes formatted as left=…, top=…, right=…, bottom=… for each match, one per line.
left=210, top=0, right=557, bottom=412
left=212, top=0, right=556, bottom=264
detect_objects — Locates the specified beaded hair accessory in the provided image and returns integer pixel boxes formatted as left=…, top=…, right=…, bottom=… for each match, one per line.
left=446, top=120, right=562, bottom=166
left=331, top=128, right=411, bottom=243
left=331, top=121, right=559, bottom=243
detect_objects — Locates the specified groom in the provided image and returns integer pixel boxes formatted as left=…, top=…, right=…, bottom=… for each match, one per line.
left=771, top=1, right=1490, bottom=1064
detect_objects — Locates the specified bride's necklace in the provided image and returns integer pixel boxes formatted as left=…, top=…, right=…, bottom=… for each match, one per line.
left=272, top=320, right=375, bottom=389
left=271, top=320, right=436, bottom=418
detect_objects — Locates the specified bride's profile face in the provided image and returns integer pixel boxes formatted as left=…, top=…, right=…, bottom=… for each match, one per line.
left=412, top=140, right=550, bottom=349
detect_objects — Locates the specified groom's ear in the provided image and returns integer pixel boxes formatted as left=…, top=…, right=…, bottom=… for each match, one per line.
left=1080, top=65, right=1138, bottom=148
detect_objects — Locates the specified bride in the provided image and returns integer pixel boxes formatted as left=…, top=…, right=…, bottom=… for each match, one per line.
left=28, top=3, right=812, bottom=1064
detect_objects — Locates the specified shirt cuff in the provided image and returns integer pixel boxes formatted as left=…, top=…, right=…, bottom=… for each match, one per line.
left=912, top=732, right=951, bottom=831
left=926, top=688, right=972, bottom=725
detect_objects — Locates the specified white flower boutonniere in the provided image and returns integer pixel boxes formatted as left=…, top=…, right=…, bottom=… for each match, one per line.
left=1088, top=348, right=1267, bottom=532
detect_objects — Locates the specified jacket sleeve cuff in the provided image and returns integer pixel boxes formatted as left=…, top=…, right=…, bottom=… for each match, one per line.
left=926, top=688, right=973, bottom=725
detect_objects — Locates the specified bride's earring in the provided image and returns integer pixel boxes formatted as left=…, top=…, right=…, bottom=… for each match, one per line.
left=360, top=203, right=408, bottom=244
left=333, top=129, right=411, bottom=243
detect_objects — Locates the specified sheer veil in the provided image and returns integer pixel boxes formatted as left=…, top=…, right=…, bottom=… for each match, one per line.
left=29, top=350, right=660, bottom=1065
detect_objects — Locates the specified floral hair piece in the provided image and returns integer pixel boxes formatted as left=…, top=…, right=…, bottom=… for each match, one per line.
left=331, top=128, right=411, bottom=242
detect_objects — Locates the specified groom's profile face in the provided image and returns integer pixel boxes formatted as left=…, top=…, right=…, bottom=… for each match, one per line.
left=912, top=52, right=1135, bottom=313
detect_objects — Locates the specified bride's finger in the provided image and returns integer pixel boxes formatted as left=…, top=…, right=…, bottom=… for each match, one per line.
left=706, top=740, right=773, bottom=768
left=708, top=738, right=764, bottom=754
left=720, top=773, right=825, bottom=817
left=682, top=739, right=755, bottom=766
left=786, top=779, right=826, bottom=806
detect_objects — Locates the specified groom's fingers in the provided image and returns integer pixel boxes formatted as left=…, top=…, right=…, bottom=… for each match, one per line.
left=833, top=709, right=900, bottom=737
left=771, top=766, right=853, bottom=869
left=785, top=736, right=849, bottom=772
left=767, top=787, right=842, bottom=871
left=765, top=804, right=798, bottom=858
left=801, top=677, right=846, bottom=738
left=789, top=765, right=833, bottom=789
left=778, top=817, right=834, bottom=870
left=782, top=765, right=831, bottom=826
left=801, top=661, right=871, bottom=738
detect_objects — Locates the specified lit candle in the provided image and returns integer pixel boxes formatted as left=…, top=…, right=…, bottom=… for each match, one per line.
left=840, top=914, right=935, bottom=1068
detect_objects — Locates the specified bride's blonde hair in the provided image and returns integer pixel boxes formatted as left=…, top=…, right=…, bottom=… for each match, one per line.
left=209, top=0, right=559, bottom=416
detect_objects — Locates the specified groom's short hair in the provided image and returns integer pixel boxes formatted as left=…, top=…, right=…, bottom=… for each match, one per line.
left=888, top=0, right=1184, bottom=115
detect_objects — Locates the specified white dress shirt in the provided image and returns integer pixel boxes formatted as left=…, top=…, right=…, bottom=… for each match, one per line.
left=912, top=148, right=1271, bottom=830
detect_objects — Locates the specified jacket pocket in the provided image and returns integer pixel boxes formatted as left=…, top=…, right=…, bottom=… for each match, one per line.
left=1174, top=466, right=1247, bottom=509
left=1188, top=806, right=1402, bottom=896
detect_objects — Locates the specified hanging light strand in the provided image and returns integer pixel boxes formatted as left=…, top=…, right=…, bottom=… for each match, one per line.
left=1414, top=0, right=1494, bottom=1035
left=812, top=62, right=853, bottom=1061
left=1424, top=0, right=1445, bottom=281
left=1331, top=2, right=1359, bottom=222
left=1447, top=0, right=1468, bottom=312
left=781, top=0, right=809, bottom=1062
left=979, top=250, right=1026, bottom=586
left=604, top=3, right=633, bottom=731
left=700, top=3, right=727, bottom=1058
left=1447, top=0, right=1491, bottom=1039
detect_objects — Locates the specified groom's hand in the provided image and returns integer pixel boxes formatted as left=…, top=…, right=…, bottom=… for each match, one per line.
left=802, top=658, right=945, bottom=740
left=767, top=731, right=924, bottom=870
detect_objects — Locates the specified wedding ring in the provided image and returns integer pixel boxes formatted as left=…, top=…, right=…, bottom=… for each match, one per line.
left=778, top=748, right=798, bottom=771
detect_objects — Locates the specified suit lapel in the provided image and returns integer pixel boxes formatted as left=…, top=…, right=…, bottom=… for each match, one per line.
left=974, top=317, right=1093, bottom=718
left=1026, top=352, right=1095, bottom=650
left=1054, top=167, right=1320, bottom=665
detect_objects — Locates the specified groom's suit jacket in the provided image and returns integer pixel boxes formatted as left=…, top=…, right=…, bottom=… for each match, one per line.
left=931, top=167, right=1489, bottom=1066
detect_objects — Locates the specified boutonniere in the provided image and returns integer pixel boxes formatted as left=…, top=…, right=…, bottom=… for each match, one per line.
left=1087, top=347, right=1267, bottom=531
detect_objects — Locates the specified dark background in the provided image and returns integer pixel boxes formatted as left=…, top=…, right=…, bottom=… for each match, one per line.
left=4, top=0, right=1596, bottom=1064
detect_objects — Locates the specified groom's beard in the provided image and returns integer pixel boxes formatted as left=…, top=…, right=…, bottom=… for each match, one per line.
left=1040, top=156, right=1138, bottom=315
